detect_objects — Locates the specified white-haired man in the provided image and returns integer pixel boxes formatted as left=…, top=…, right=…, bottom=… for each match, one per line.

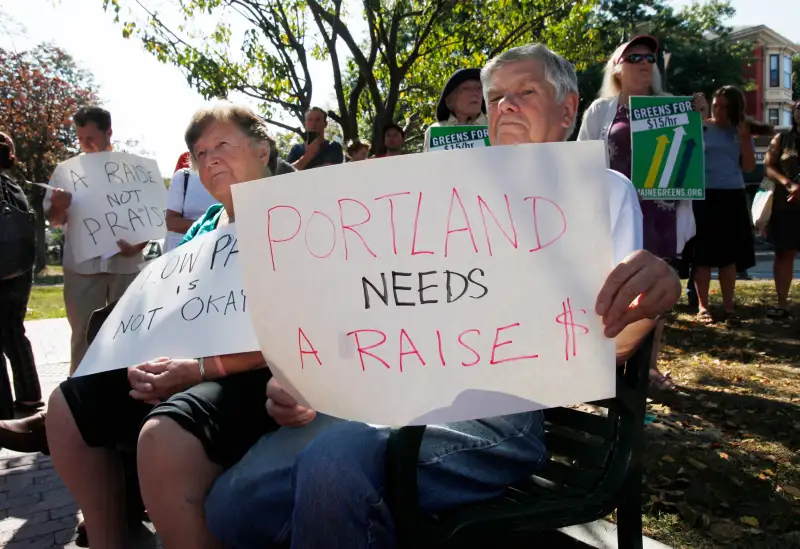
left=203, top=44, right=680, bottom=549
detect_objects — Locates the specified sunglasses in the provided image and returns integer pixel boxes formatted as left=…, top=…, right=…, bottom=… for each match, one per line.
left=622, top=53, right=656, bottom=65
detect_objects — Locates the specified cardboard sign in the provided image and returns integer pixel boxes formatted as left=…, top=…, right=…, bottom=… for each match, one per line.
left=74, top=224, right=259, bottom=377
left=630, top=96, right=705, bottom=200
left=232, top=141, right=617, bottom=426
left=49, top=152, right=168, bottom=262
left=428, top=125, right=490, bottom=151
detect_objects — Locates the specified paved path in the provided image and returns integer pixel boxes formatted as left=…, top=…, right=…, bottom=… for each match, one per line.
left=0, top=318, right=159, bottom=548
left=747, top=250, right=800, bottom=280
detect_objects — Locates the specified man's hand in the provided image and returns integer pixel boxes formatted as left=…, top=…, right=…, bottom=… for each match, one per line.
left=117, top=240, right=147, bottom=257
left=304, top=136, right=324, bottom=161
left=128, top=358, right=202, bottom=404
left=595, top=250, right=681, bottom=338
left=50, top=188, right=72, bottom=211
left=266, top=377, right=316, bottom=427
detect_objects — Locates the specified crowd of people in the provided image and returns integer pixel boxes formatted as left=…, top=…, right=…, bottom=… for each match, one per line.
left=0, top=32, right=797, bottom=549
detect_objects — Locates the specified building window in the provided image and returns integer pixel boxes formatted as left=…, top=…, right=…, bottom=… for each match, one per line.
left=783, top=109, right=793, bottom=127
left=768, top=108, right=779, bottom=126
left=769, top=54, right=779, bottom=87
left=785, top=56, right=793, bottom=90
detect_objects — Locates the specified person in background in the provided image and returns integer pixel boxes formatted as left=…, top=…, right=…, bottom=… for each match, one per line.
left=345, top=141, right=370, bottom=162
left=266, top=136, right=296, bottom=176
left=203, top=43, right=681, bottom=549
left=286, top=107, right=344, bottom=170
left=691, top=86, right=755, bottom=325
left=764, top=100, right=800, bottom=317
left=373, top=123, right=406, bottom=158
left=0, top=131, right=43, bottom=417
left=577, top=35, right=699, bottom=392
left=164, top=152, right=217, bottom=253
left=46, top=106, right=146, bottom=375
left=422, top=68, right=487, bottom=152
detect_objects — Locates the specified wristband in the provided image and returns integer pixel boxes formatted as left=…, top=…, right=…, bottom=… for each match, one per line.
left=213, top=355, right=227, bottom=377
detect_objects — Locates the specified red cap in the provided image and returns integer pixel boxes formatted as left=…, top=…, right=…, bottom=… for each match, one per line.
left=613, top=34, right=659, bottom=65
left=174, top=151, right=191, bottom=172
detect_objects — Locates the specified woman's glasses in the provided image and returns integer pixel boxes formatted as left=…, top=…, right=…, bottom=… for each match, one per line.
left=623, top=53, right=656, bottom=65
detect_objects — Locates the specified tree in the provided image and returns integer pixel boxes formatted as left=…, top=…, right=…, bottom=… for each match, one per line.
left=0, top=43, right=100, bottom=270
left=102, top=0, right=598, bottom=152
left=580, top=0, right=749, bottom=100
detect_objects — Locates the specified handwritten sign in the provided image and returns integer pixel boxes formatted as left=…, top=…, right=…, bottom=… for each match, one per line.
left=428, top=125, right=490, bottom=151
left=49, top=152, right=168, bottom=262
left=74, top=225, right=259, bottom=377
left=233, top=141, right=617, bottom=426
left=630, top=96, right=705, bottom=200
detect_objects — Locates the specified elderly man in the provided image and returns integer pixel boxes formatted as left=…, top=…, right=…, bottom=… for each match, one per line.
left=204, top=44, right=680, bottom=549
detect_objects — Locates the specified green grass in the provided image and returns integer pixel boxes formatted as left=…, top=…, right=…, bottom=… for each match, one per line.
left=26, top=285, right=66, bottom=320
left=34, top=265, right=64, bottom=286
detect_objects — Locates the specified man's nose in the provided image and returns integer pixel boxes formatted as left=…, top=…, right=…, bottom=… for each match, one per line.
left=498, top=94, right=520, bottom=112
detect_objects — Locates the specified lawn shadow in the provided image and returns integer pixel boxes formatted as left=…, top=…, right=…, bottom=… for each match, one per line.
left=663, top=315, right=800, bottom=369
left=642, top=384, right=799, bottom=546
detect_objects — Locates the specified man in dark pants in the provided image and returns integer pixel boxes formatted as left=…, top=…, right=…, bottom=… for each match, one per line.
left=0, top=131, right=43, bottom=418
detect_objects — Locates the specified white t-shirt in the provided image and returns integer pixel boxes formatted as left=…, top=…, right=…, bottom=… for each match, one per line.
left=605, top=169, right=644, bottom=266
left=165, top=169, right=218, bottom=252
left=166, top=169, right=217, bottom=221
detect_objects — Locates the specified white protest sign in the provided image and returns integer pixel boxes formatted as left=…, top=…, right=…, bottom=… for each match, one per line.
left=233, top=141, right=617, bottom=426
left=74, top=224, right=259, bottom=377
left=50, top=152, right=167, bottom=263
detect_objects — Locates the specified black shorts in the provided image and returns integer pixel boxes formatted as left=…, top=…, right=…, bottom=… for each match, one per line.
left=59, top=367, right=277, bottom=469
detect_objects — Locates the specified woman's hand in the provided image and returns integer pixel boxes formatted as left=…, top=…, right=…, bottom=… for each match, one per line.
left=266, top=378, right=316, bottom=427
left=128, top=358, right=203, bottom=404
left=788, top=180, right=800, bottom=203
left=737, top=120, right=751, bottom=139
left=691, top=93, right=709, bottom=118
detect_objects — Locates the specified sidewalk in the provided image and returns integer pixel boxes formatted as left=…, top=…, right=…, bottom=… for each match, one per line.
left=0, top=318, right=160, bottom=548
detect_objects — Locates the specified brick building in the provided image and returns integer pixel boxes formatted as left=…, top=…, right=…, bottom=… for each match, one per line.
left=731, top=25, right=798, bottom=128
left=730, top=25, right=798, bottom=182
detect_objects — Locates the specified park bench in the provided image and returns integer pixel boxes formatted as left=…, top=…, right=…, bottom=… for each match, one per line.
left=385, top=327, right=657, bottom=549
left=86, top=304, right=656, bottom=549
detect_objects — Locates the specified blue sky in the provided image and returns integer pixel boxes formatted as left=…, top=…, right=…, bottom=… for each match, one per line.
left=2, top=0, right=797, bottom=176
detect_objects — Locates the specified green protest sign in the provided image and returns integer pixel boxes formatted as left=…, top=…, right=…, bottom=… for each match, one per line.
left=428, top=125, right=490, bottom=151
left=630, top=96, right=705, bottom=200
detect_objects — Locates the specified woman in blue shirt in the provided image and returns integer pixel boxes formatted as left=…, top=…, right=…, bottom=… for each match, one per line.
left=692, top=86, right=756, bottom=325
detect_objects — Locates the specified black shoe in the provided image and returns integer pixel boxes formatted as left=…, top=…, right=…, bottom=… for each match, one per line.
left=0, top=412, right=49, bottom=454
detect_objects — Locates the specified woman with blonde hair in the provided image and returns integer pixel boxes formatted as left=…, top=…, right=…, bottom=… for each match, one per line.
left=578, top=35, right=700, bottom=392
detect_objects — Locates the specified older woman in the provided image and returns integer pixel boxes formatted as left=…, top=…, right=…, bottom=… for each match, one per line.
left=46, top=103, right=283, bottom=549
left=577, top=35, right=698, bottom=391
left=765, top=100, right=800, bottom=317
left=422, top=68, right=487, bottom=152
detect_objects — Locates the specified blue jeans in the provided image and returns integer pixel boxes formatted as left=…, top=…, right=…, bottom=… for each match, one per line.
left=205, top=411, right=546, bottom=549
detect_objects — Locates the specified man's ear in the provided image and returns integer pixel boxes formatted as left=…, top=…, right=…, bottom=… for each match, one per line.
left=562, top=92, right=579, bottom=130
left=259, top=141, right=271, bottom=164
left=107, top=128, right=113, bottom=140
